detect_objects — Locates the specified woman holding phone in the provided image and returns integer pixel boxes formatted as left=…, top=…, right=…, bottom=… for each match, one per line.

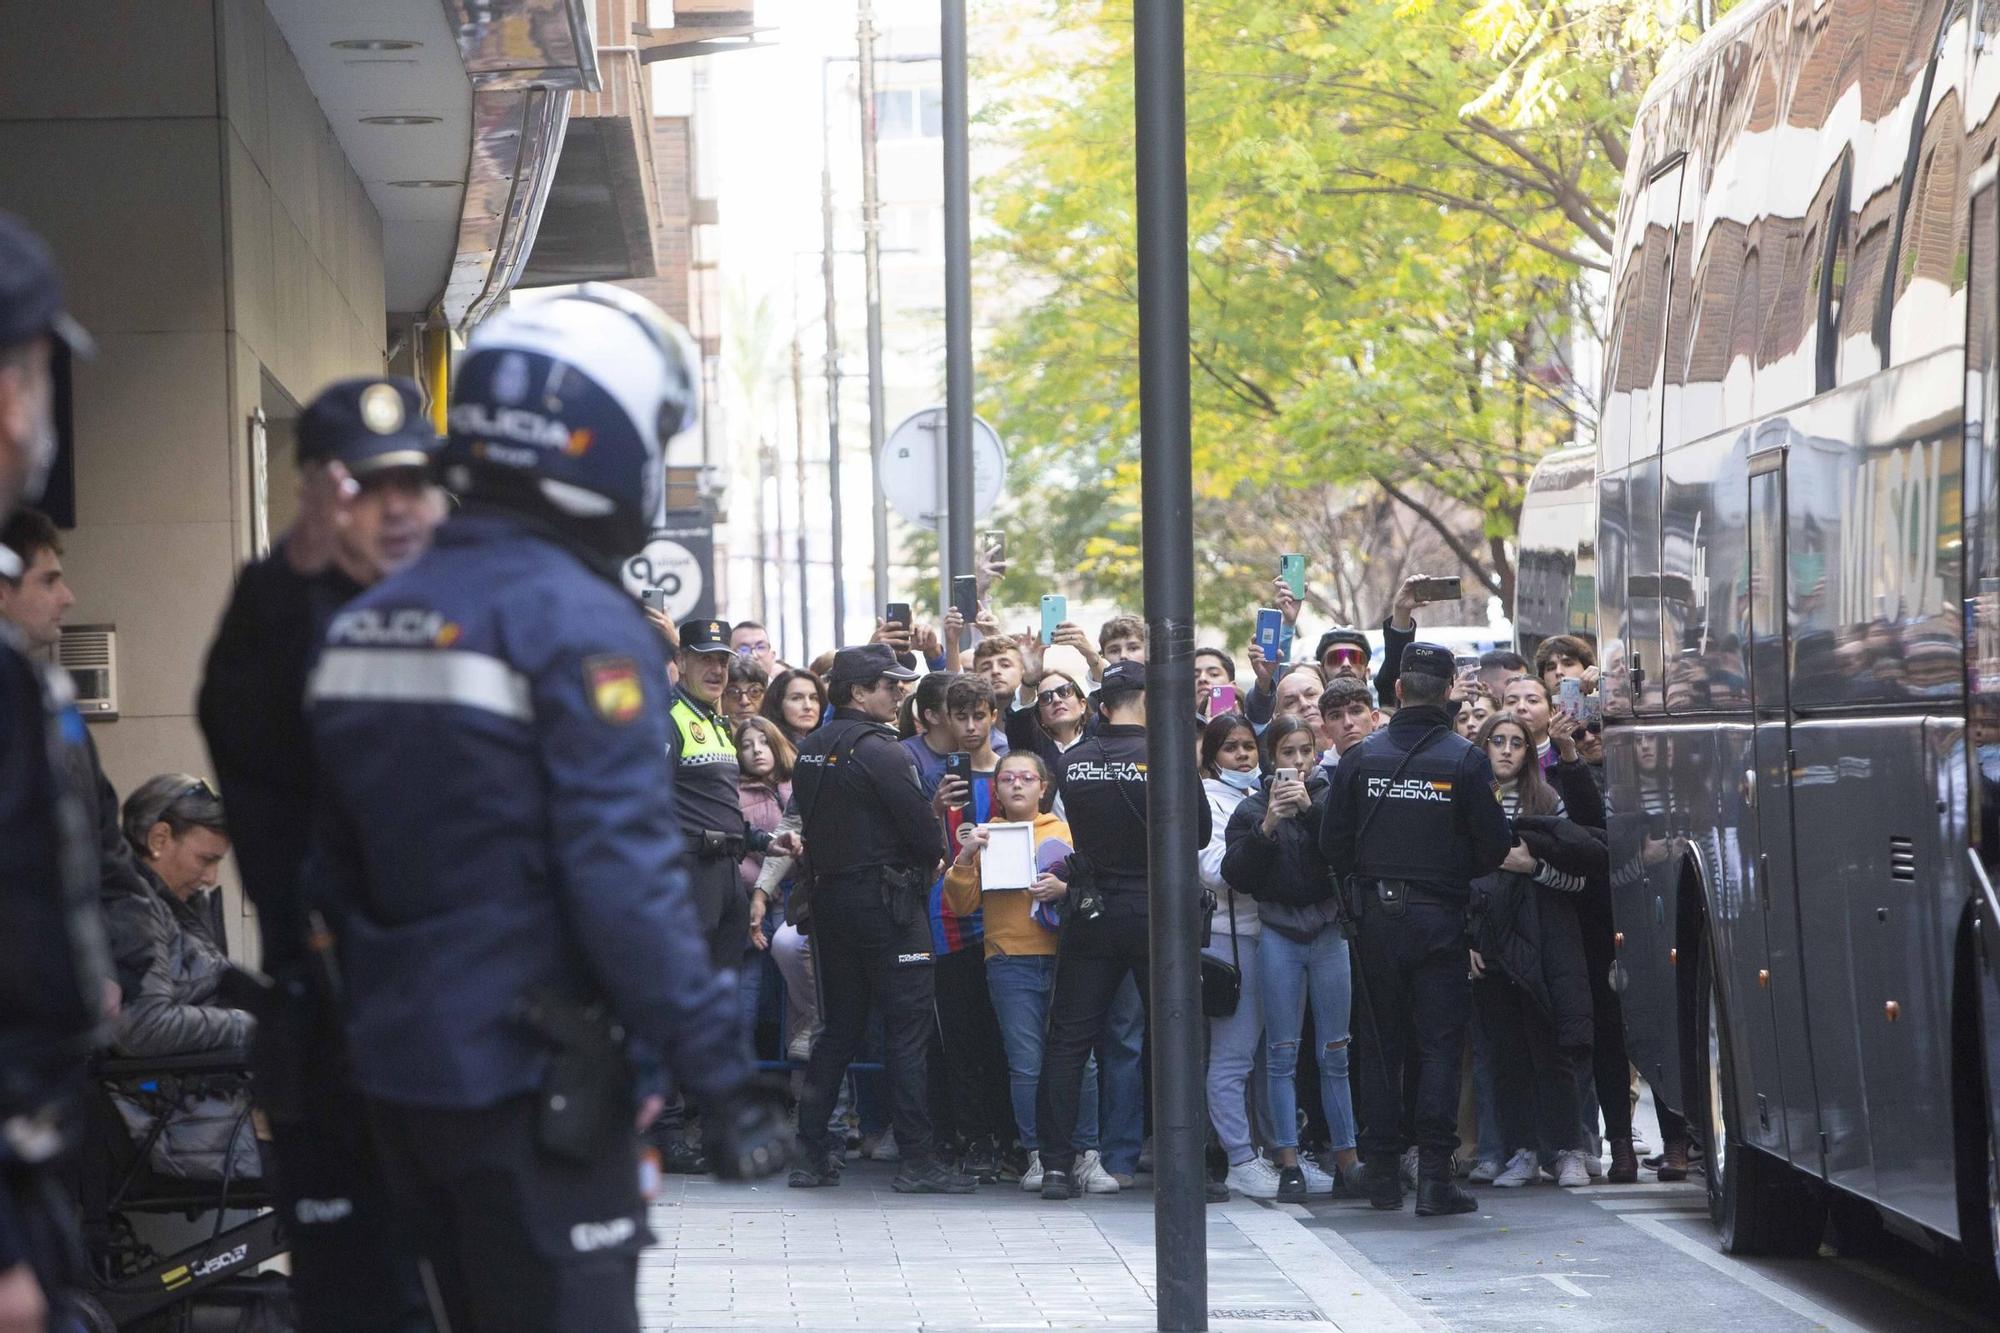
left=1221, top=715, right=1359, bottom=1203
left=1198, top=713, right=1268, bottom=1195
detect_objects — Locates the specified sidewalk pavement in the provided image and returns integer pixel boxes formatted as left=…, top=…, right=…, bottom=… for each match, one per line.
left=638, top=1162, right=1428, bottom=1332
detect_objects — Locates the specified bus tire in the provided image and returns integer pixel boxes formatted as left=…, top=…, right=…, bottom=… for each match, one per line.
left=1695, top=929, right=1824, bottom=1256
left=1957, top=904, right=2000, bottom=1289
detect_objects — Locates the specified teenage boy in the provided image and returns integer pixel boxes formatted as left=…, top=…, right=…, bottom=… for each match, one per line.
left=972, top=635, right=1032, bottom=757
left=928, top=676, right=1014, bottom=1178
left=1318, top=677, right=1379, bottom=770
left=900, top=671, right=959, bottom=793
left=1098, top=614, right=1147, bottom=666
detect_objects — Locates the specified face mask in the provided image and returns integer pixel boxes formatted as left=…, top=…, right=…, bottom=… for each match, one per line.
left=1216, top=766, right=1262, bottom=793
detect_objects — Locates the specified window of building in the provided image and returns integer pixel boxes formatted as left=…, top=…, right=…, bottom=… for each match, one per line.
left=874, top=86, right=943, bottom=140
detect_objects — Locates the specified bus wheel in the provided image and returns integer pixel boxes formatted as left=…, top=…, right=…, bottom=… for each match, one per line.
left=1696, top=931, right=1824, bottom=1256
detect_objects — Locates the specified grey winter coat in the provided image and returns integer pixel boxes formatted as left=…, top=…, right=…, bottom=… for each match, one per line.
left=104, top=864, right=249, bottom=1057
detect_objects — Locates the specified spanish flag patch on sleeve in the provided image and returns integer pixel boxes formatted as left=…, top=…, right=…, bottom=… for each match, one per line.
left=584, top=655, right=645, bottom=724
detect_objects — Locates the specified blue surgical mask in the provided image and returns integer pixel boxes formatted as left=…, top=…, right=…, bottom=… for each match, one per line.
left=1216, top=766, right=1262, bottom=793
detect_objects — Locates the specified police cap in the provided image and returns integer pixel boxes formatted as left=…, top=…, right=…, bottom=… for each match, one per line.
left=0, top=211, right=93, bottom=356
left=829, top=642, right=919, bottom=686
left=298, top=377, right=437, bottom=477
left=1098, top=659, right=1147, bottom=696
left=1400, top=641, right=1456, bottom=679
left=677, top=618, right=734, bottom=655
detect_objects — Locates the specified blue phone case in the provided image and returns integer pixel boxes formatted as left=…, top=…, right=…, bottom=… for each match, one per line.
left=1040, top=596, right=1066, bottom=644
left=1255, top=608, right=1283, bottom=660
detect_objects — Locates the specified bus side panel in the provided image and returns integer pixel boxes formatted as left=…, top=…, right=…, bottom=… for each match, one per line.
left=1605, top=720, right=1687, bottom=1115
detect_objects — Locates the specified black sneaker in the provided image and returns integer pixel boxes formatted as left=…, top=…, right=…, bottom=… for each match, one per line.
left=1205, top=1178, right=1231, bottom=1203
left=961, top=1136, right=1001, bottom=1183
left=658, top=1136, right=708, bottom=1175
left=1040, top=1169, right=1079, bottom=1200
left=788, top=1149, right=843, bottom=1189
left=1276, top=1165, right=1308, bottom=1204
left=1363, top=1158, right=1405, bottom=1211
left=893, top=1159, right=978, bottom=1195
left=1414, top=1177, right=1479, bottom=1217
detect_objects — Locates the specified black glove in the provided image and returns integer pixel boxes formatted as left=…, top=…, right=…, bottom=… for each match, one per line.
left=704, top=1078, right=796, bottom=1181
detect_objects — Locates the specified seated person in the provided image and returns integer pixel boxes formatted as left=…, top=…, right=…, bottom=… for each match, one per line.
left=101, top=775, right=259, bottom=1182
left=105, top=775, right=249, bottom=1057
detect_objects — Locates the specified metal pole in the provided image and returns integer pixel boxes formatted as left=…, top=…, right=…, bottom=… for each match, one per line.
left=1135, top=3, right=1204, bottom=1328
left=940, top=0, right=975, bottom=599
left=857, top=0, right=892, bottom=616
left=791, top=325, right=811, bottom=661
left=821, top=63, right=849, bottom=648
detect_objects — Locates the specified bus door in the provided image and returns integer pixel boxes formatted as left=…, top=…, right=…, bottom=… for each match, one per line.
left=1744, top=445, right=1827, bottom=1175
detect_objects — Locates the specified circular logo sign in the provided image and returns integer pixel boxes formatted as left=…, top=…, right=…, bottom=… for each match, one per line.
left=622, top=537, right=704, bottom=621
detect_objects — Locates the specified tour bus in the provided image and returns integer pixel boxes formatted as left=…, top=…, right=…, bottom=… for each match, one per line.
left=1523, top=0, right=2000, bottom=1272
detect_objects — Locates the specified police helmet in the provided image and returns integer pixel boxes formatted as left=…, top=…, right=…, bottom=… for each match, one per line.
left=441, top=285, right=698, bottom=560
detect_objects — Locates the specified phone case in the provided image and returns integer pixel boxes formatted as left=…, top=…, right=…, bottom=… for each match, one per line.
left=1279, top=554, right=1306, bottom=600
left=1254, top=609, right=1283, bottom=660
left=1040, top=595, right=1066, bottom=644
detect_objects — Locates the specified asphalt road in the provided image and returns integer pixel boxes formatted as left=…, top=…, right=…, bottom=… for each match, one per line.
left=1296, top=1174, right=1998, bottom=1333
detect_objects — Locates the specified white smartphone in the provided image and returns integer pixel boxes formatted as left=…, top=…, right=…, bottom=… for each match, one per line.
left=1276, top=767, right=1299, bottom=784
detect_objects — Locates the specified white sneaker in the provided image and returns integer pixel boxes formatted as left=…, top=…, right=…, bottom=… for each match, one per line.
left=1297, top=1155, right=1336, bottom=1195
left=1468, top=1156, right=1504, bottom=1184
left=1224, top=1156, right=1283, bottom=1200
left=1584, top=1150, right=1604, bottom=1180
left=1077, top=1150, right=1120, bottom=1194
left=1492, top=1148, right=1539, bottom=1188
left=1020, top=1150, right=1044, bottom=1192
left=1556, top=1149, right=1591, bottom=1188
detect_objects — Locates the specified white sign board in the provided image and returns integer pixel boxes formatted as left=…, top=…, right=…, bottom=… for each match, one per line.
left=878, top=407, right=1007, bottom=527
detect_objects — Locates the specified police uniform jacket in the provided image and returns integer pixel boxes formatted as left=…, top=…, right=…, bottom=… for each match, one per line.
left=791, top=707, right=945, bottom=881
left=304, top=510, right=749, bottom=1111
left=1318, top=702, right=1511, bottom=902
left=665, top=684, right=762, bottom=851
left=0, top=628, right=109, bottom=1115
left=1053, top=723, right=1210, bottom=919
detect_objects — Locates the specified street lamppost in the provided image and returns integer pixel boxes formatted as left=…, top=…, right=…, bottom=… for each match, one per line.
left=1134, top=3, right=1205, bottom=1329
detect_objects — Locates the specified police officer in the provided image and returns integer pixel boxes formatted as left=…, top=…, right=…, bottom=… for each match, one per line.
left=1318, top=642, right=1510, bottom=1216
left=197, top=376, right=445, bottom=1331
left=651, top=616, right=799, bottom=1172
left=0, top=209, right=111, bottom=1333
left=304, top=286, right=789, bottom=1333
left=787, top=643, right=973, bottom=1195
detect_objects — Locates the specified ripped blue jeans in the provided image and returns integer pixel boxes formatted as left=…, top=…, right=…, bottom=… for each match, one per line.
left=1258, top=924, right=1356, bottom=1153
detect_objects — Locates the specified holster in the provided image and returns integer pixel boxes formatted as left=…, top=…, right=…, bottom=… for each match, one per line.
left=514, top=987, right=634, bottom=1165
left=877, top=863, right=926, bottom=929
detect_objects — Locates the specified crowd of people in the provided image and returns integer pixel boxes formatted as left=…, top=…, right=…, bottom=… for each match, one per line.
left=639, top=567, right=1693, bottom=1209
left=0, top=208, right=1694, bottom=1333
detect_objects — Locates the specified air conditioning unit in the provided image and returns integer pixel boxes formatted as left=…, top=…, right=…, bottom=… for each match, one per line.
left=58, top=623, right=117, bottom=721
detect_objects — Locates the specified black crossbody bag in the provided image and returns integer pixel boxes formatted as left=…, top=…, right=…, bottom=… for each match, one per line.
left=1201, top=881, right=1243, bottom=1018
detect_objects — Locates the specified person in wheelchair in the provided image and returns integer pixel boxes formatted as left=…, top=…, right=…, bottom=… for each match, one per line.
left=101, top=776, right=258, bottom=1182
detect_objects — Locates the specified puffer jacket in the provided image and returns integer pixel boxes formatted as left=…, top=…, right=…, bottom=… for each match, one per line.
left=1471, top=815, right=1606, bottom=1050
left=738, top=778, right=792, bottom=894
left=1201, top=777, right=1261, bottom=940
left=1221, top=772, right=1342, bottom=943
left=104, top=864, right=249, bottom=1057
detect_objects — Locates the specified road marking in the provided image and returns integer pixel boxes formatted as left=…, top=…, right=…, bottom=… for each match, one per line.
left=1589, top=1197, right=1713, bottom=1213
left=1613, top=1213, right=1872, bottom=1333
left=1227, top=1200, right=1446, bottom=1333
left=1536, top=1273, right=1593, bottom=1298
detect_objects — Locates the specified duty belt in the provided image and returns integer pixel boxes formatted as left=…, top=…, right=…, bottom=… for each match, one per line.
left=1364, top=879, right=1465, bottom=911
left=694, top=829, right=748, bottom=862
